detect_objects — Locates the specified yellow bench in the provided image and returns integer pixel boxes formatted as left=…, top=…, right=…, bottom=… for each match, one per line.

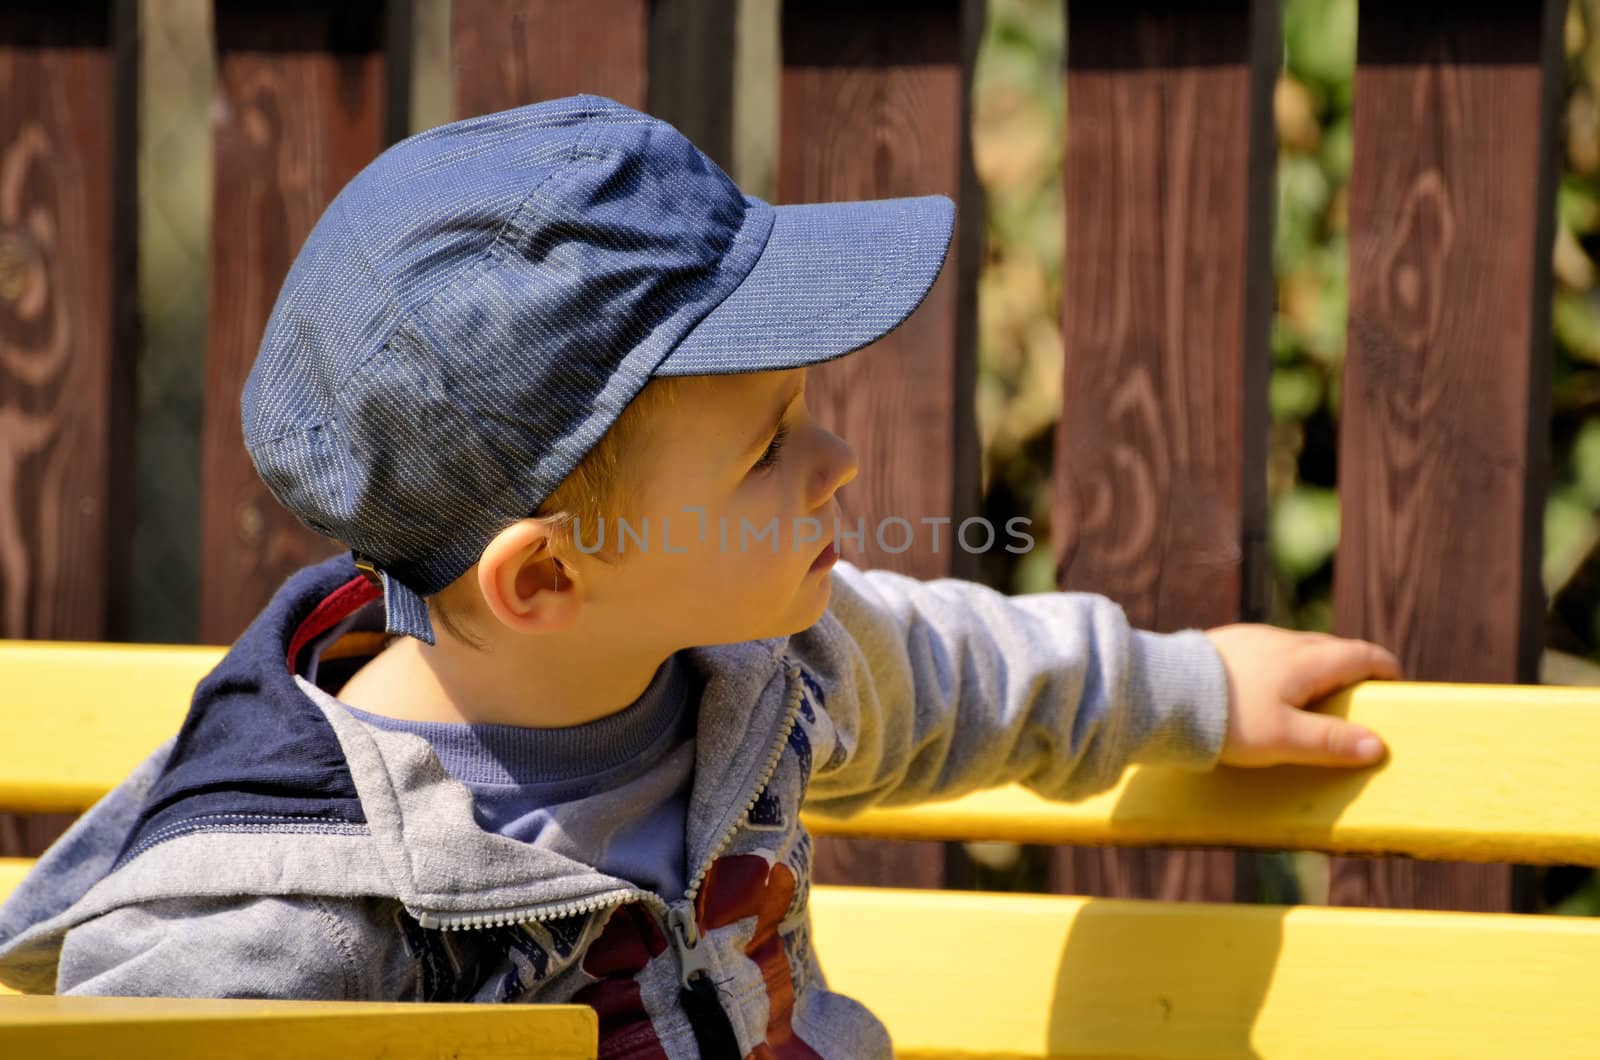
left=3, top=639, right=1599, bottom=1057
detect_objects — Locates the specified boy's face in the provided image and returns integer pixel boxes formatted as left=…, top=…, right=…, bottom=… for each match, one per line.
left=577, top=367, right=857, bottom=648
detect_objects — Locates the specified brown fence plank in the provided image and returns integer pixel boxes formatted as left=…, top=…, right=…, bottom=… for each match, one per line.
left=0, top=0, right=137, bottom=855
left=452, top=0, right=650, bottom=118
left=646, top=0, right=737, bottom=169
left=198, top=3, right=389, bottom=645
left=1053, top=0, right=1278, bottom=902
left=452, top=0, right=737, bottom=175
left=0, top=2, right=136, bottom=641
left=1331, top=0, right=1563, bottom=913
left=780, top=0, right=984, bottom=890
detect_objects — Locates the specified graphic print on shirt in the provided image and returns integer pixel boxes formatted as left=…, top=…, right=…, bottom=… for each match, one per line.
left=563, top=664, right=831, bottom=1057
left=395, top=908, right=483, bottom=1001
left=749, top=666, right=817, bottom=832
left=567, top=852, right=820, bottom=1059
left=748, top=723, right=813, bottom=834
left=395, top=908, right=576, bottom=1003
left=793, top=666, right=823, bottom=724
left=489, top=923, right=552, bottom=1002
left=747, top=786, right=786, bottom=829
left=781, top=828, right=812, bottom=926
left=575, top=902, right=672, bottom=1059
left=694, top=854, right=822, bottom=1060
left=544, top=911, right=587, bottom=958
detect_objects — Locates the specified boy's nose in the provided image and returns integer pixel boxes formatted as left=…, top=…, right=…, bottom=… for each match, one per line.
left=812, top=431, right=858, bottom=506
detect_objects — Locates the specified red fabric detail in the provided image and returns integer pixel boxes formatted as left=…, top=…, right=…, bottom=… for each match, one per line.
left=696, top=855, right=822, bottom=1060
left=576, top=903, right=670, bottom=1060
left=285, top=575, right=381, bottom=671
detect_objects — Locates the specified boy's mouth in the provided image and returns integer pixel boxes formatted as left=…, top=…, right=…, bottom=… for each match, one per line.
left=809, top=540, right=838, bottom=572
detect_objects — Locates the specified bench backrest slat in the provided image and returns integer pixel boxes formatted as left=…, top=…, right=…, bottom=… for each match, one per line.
left=6, top=641, right=1597, bottom=867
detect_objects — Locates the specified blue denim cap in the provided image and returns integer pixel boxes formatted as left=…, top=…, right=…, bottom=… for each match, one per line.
left=242, top=94, right=955, bottom=644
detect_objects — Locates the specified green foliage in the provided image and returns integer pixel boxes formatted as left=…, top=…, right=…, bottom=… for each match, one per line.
left=1283, top=0, right=1356, bottom=109
left=974, top=0, right=1600, bottom=908
left=1271, top=486, right=1341, bottom=581
left=1274, top=155, right=1332, bottom=273
left=1552, top=879, right=1600, bottom=915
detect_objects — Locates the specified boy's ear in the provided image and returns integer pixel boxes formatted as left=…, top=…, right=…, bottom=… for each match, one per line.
left=476, top=519, right=579, bottom=634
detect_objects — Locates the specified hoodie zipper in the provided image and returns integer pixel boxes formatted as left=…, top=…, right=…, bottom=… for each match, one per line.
left=415, top=886, right=664, bottom=931
left=680, top=662, right=804, bottom=908
left=415, top=663, right=806, bottom=1053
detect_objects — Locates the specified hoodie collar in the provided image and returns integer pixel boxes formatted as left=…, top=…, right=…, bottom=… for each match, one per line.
left=98, top=553, right=798, bottom=919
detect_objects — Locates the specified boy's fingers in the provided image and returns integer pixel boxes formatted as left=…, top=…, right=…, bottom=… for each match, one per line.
left=1285, top=638, right=1403, bottom=705
left=1279, top=707, right=1387, bottom=767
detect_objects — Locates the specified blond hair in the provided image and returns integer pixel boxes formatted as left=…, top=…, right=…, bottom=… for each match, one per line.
left=534, top=374, right=681, bottom=564
left=428, top=376, right=682, bottom=645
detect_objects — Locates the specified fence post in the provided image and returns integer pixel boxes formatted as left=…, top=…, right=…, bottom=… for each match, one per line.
left=452, top=0, right=737, bottom=174
left=1054, top=0, right=1279, bottom=902
left=779, top=0, right=986, bottom=890
left=453, top=0, right=650, bottom=119
left=0, top=0, right=138, bottom=854
left=1331, top=0, right=1564, bottom=913
left=198, top=2, right=392, bottom=645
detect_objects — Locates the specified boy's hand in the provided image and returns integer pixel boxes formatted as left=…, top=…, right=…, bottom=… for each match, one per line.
left=1203, top=624, right=1402, bottom=769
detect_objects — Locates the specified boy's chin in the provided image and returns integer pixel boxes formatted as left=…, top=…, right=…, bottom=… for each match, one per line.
left=733, top=598, right=830, bottom=646
left=788, top=577, right=834, bottom=630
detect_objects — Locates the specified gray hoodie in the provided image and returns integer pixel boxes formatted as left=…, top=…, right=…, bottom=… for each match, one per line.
left=0, top=554, right=1228, bottom=1058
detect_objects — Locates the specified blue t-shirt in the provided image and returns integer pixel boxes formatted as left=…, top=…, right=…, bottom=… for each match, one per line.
left=315, top=652, right=700, bottom=900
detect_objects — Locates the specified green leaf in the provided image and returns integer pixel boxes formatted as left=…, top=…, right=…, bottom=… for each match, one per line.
left=1549, top=873, right=1600, bottom=917
left=1544, top=487, right=1598, bottom=597
left=1011, top=541, right=1059, bottom=596
left=1270, top=365, right=1325, bottom=422
left=1271, top=317, right=1303, bottom=365
left=1276, top=155, right=1331, bottom=272
left=1572, top=420, right=1600, bottom=508
left=1271, top=485, right=1341, bottom=579
left=1320, top=114, right=1353, bottom=186
left=1559, top=174, right=1600, bottom=235
left=1284, top=0, right=1357, bottom=101
left=1308, top=245, right=1349, bottom=366
left=1554, top=289, right=1600, bottom=366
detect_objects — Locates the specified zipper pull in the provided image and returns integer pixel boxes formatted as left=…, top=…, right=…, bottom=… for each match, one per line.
left=667, top=905, right=712, bottom=987
left=666, top=905, right=741, bottom=1058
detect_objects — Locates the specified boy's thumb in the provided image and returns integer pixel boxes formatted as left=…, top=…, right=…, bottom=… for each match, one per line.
left=1280, top=708, right=1387, bottom=767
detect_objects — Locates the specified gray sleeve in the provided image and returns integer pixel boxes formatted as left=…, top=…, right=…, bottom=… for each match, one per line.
left=791, top=561, right=1231, bottom=817
left=56, top=895, right=394, bottom=1000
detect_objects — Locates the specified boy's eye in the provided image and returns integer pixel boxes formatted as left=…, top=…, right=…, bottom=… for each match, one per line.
left=753, top=423, right=789, bottom=473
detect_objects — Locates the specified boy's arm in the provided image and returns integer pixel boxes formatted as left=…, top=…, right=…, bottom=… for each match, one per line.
left=56, top=895, right=390, bottom=999
left=790, top=560, right=1231, bottom=817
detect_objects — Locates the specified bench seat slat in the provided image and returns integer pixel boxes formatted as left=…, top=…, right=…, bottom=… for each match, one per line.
left=809, top=885, right=1600, bottom=1059
left=8, top=865, right=1598, bottom=1058
left=0, top=995, right=596, bottom=1057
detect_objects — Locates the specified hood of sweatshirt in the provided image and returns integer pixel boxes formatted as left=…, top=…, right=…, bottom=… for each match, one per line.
left=0, top=553, right=804, bottom=993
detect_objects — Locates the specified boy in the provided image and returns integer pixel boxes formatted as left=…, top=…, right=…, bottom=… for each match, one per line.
left=0, top=95, right=1397, bottom=1057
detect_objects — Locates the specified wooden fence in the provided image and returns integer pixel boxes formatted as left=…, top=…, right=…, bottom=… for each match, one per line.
left=0, top=0, right=1569, bottom=918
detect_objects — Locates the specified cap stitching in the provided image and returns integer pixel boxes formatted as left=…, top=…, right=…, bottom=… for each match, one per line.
left=388, top=153, right=770, bottom=522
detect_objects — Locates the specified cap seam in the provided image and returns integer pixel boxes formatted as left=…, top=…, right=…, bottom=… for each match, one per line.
left=402, top=173, right=772, bottom=528
left=368, top=128, right=735, bottom=499
left=321, top=105, right=608, bottom=430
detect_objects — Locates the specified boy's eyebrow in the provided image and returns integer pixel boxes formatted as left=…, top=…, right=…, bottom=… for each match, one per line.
left=741, top=377, right=806, bottom=459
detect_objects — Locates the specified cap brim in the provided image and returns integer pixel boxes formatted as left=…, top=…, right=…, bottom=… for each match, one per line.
left=654, top=193, right=955, bottom=376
